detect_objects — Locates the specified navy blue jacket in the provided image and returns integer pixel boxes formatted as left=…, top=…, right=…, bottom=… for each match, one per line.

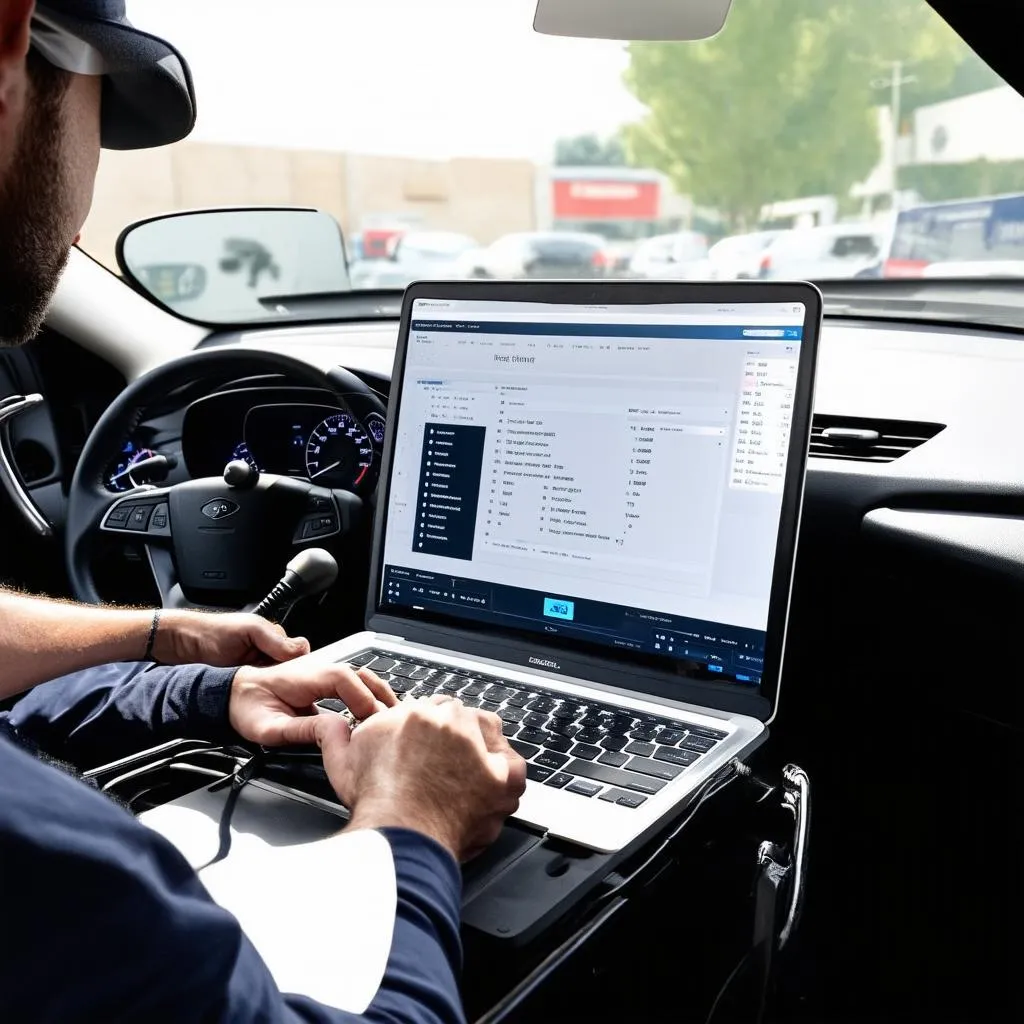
left=0, top=663, right=465, bottom=1022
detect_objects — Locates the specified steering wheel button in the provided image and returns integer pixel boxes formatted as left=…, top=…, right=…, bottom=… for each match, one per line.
left=126, top=505, right=154, bottom=531
left=149, top=503, right=170, bottom=534
left=106, top=504, right=131, bottom=525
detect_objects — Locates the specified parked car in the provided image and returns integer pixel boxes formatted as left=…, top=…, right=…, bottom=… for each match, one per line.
left=596, top=239, right=641, bottom=277
left=758, top=223, right=889, bottom=280
left=885, top=193, right=1024, bottom=278
left=707, top=230, right=781, bottom=279
left=348, top=230, right=479, bottom=289
left=629, top=231, right=710, bottom=280
left=463, top=231, right=609, bottom=279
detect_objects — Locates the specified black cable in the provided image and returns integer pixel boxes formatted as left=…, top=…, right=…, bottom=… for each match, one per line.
left=474, top=896, right=628, bottom=1024
left=197, top=749, right=268, bottom=871
left=591, top=763, right=739, bottom=908
left=705, top=947, right=755, bottom=1024
left=118, top=749, right=242, bottom=810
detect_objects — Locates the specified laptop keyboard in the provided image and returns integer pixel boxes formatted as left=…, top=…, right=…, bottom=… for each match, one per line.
left=318, top=649, right=729, bottom=811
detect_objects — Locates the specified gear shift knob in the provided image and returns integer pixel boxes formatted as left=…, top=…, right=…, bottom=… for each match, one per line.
left=252, top=548, right=339, bottom=622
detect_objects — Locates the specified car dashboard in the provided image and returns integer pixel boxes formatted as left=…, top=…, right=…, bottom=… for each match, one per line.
left=102, top=384, right=387, bottom=498
left=189, top=312, right=1024, bottom=626
left=5, top=303, right=1024, bottom=1021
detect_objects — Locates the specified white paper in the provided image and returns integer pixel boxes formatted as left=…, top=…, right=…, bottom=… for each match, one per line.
left=141, top=785, right=397, bottom=1013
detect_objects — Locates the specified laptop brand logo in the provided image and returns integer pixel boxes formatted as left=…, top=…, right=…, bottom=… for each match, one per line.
left=529, top=656, right=561, bottom=671
left=201, top=498, right=239, bottom=521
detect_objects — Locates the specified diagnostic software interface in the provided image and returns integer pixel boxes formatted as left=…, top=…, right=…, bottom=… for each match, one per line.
left=379, top=297, right=806, bottom=688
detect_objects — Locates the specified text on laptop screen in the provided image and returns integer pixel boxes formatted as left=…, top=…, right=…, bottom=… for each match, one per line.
left=379, top=298, right=806, bottom=690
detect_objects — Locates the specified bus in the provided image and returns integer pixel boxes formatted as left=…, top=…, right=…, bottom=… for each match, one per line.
left=885, top=192, right=1024, bottom=278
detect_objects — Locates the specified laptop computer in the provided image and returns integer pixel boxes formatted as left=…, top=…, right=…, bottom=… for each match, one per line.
left=311, top=280, right=821, bottom=853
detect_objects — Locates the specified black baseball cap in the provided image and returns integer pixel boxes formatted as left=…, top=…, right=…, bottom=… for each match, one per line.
left=30, top=1, right=196, bottom=150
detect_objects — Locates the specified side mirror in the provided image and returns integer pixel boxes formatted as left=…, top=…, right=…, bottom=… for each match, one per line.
left=116, top=207, right=350, bottom=324
left=534, top=0, right=732, bottom=40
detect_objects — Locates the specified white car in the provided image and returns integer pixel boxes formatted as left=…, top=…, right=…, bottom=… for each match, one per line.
left=707, top=231, right=781, bottom=279
left=758, top=224, right=888, bottom=280
left=629, top=231, right=710, bottom=280
left=349, top=231, right=479, bottom=289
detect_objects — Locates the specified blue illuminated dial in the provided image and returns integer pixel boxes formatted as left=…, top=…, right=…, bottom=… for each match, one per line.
left=366, top=413, right=386, bottom=445
left=106, top=441, right=156, bottom=492
left=231, top=440, right=261, bottom=471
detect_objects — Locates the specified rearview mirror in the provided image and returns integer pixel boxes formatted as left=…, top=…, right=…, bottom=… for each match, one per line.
left=533, top=0, right=732, bottom=40
left=116, top=207, right=351, bottom=324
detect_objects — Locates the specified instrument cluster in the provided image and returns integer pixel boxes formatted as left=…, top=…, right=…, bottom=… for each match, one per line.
left=179, top=387, right=386, bottom=493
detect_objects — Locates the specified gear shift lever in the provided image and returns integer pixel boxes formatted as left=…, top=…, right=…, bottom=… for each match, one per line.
left=252, top=547, right=339, bottom=622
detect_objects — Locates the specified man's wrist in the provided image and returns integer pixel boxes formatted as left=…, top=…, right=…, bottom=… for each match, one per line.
left=103, top=607, right=158, bottom=664
left=347, top=802, right=460, bottom=861
left=148, top=608, right=203, bottom=665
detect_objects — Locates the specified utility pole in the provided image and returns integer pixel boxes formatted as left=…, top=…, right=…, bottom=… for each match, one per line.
left=872, top=61, right=917, bottom=211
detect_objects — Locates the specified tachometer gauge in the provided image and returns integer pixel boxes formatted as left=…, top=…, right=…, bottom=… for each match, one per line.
left=106, top=442, right=156, bottom=492
left=305, top=413, right=373, bottom=489
left=366, top=412, right=386, bottom=446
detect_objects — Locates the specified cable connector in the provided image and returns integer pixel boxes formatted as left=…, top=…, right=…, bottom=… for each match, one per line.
left=729, top=758, right=776, bottom=803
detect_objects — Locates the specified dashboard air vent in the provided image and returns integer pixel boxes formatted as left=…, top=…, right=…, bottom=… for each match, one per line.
left=809, top=415, right=944, bottom=463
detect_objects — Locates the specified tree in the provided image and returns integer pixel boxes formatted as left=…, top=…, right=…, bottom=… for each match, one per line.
left=554, top=133, right=627, bottom=167
left=901, top=49, right=1004, bottom=120
left=622, top=0, right=964, bottom=229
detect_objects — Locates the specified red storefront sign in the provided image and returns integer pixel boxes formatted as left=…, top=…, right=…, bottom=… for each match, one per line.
left=552, top=178, right=660, bottom=220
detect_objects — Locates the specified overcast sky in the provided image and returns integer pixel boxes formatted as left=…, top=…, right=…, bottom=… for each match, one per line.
left=128, top=0, right=645, bottom=161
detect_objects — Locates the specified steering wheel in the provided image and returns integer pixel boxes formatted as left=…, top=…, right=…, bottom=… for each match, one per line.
left=66, top=349, right=387, bottom=608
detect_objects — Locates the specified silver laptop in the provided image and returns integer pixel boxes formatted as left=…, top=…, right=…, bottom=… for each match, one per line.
left=312, top=280, right=821, bottom=853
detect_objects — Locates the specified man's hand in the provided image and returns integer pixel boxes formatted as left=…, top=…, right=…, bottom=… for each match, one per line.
left=314, top=697, right=527, bottom=862
left=229, top=662, right=397, bottom=747
left=153, top=610, right=310, bottom=668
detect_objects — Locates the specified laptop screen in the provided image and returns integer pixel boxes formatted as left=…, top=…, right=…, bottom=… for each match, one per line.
left=377, top=294, right=808, bottom=694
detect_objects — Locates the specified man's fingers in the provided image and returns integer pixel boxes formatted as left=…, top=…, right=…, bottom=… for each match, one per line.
left=249, top=618, right=310, bottom=663
left=356, top=667, right=398, bottom=708
left=504, top=747, right=528, bottom=796
left=327, top=664, right=383, bottom=720
left=268, top=711, right=324, bottom=747
left=474, top=708, right=507, bottom=753
left=313, top=711, right=352, bottom=768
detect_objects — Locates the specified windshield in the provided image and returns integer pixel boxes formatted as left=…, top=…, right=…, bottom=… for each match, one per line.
left=81, top=0, right=1022, bottom=326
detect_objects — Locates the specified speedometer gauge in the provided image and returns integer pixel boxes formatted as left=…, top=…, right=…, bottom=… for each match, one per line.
left=304, top=413, right=373, bottom=489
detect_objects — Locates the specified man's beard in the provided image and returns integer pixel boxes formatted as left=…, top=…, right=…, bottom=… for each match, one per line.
left=0, top=73, right=73, bottom=348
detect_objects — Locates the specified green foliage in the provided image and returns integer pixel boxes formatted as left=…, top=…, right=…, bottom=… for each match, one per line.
left=622, top=0, right=966, bottom=229
left=899, top=160, right=1024, bottom=202
left=554, top=133, right=628, bottom=167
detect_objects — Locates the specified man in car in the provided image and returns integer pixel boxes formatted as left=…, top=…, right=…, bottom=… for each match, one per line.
left=0, top=2, right=525, bottom=1020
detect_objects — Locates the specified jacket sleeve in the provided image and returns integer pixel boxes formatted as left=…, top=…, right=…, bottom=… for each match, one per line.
left=3, top=660, right=240, bottom=768
left=0, top=739, right=466, bottom=1023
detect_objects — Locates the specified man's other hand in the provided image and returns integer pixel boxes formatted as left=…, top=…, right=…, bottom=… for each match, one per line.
left=229, top=661, right=398, bottom=747
left=315, top=697, right=527, bottom=862
left=154, top=610, right=311, bottom=668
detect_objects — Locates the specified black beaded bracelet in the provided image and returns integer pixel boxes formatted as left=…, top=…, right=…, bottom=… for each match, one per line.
left=144, top=608, right=161, bottom=661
